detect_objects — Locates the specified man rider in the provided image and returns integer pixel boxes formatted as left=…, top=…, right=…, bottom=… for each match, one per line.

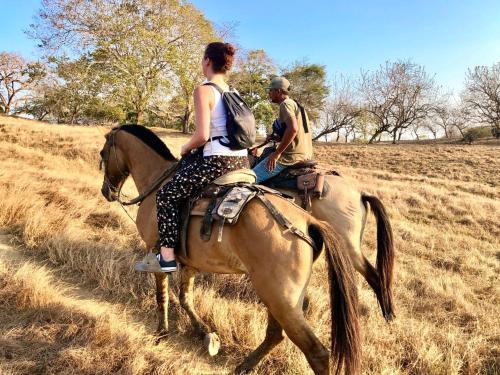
left=252, top=76, right=313, bottom=183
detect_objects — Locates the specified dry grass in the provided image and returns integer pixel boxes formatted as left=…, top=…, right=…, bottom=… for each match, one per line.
left=0, top=115, right=498, bottom=374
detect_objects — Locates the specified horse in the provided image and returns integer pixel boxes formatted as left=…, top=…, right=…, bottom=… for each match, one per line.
left=99, top=125, right=361, bottom=375
left=248, top=148, right=395, bottom=321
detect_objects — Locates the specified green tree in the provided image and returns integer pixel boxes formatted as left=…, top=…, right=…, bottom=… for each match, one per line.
left=21, top=56, right=125, bottom=124
left=230, top=49, right=277, bottom=132
left=168, top=4, right=218, bottom=133
left=31, top=0, right=215, bottom=124
left=281, top=62, right=329, bottom=123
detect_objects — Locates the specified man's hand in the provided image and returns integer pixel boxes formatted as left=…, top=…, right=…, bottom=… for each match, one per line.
left=266, top=133, right=281, bottom=142
left=266, top=151, right=282, bottom=171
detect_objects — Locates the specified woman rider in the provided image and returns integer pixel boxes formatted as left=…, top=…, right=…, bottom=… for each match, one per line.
left=147, top=42, right=249, bottom=273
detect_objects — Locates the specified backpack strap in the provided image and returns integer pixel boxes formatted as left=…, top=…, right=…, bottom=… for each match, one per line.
left=293, top=100, right=310, bottom=134
left=202, top=82, right=227, bottom=146
left=203, top=81, right=225, bottom=94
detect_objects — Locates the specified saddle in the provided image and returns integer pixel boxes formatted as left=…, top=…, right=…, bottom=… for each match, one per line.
left=264, top=160, right=340, bottom=211
left=176, top=169, right=315, bottom=259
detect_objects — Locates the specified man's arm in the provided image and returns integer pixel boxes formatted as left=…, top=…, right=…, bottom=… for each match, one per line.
left=275, top=116, right=298, bottom=154
left=266, top=111, right=298, bottom=171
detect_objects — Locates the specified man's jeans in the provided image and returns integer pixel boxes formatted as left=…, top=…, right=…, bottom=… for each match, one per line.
left=253, top=155, right=287, bottom=183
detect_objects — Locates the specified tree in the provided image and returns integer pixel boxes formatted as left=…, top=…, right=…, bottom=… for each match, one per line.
left=433, top=106, right=454, bottom=138
left=282, top=62, right=329, bottom=123
left=0, top=52, right=44, bottom=114
left=19, top=56, right=125, bottom=124
left=166, top=4, right=217, bottom=132
left=15, top=72, right=59, bottom=121
left=450, top=106, right=470, bottom=138
left=359, top=60, right=438, bottom=143
left=230, top=49, right=277, bottom=132
left=30, top=0, right=215, bottom=124
left=462, top=62, right=500, bottom=138
left=419, top=119, right=439, bottom=139
left=313, top=75, right=361, bottom=140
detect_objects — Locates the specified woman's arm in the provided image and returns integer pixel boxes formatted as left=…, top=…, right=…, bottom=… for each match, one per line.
left=180, top=85, right=212, bottom=156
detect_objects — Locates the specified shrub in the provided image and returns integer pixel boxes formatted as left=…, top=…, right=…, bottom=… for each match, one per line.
left=463, top=126, right=491, bottom=144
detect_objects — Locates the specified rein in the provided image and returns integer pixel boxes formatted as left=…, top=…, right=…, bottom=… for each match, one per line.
left=116, top=162, right=179, bottom=206
left=100, top=129, right=179, bottom=207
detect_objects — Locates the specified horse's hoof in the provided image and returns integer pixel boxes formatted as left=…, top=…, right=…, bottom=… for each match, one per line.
left=204, top=332, right=220, bottom=356
left=384, top=311, right=396, bottom=322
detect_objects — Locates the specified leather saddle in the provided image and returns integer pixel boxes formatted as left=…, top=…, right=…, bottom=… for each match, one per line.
left=263, top=160, right=340, bottom=211
left=176, top=169, right=300, bottom=259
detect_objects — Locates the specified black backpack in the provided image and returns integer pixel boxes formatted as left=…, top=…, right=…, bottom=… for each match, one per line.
left=204, top=82, right=256, bottom=150
left=272, top=100, right=310, bottom=138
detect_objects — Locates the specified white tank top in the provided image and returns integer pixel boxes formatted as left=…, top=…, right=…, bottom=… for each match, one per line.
left=203, top=84, right=248, bottom=157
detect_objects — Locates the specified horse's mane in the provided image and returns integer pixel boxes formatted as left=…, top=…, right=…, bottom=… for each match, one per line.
left=116, top=124, right=178, bottom=161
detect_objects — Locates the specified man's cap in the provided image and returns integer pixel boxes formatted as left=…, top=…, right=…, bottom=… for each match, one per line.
left=268, top=76, right=291, bottom=91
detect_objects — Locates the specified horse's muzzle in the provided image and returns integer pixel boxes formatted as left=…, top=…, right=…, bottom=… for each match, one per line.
left=101, top=182, right=116, bottom=202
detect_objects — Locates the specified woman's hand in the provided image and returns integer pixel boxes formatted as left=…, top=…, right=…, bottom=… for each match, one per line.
left=180, top=144, right=190, bottom=156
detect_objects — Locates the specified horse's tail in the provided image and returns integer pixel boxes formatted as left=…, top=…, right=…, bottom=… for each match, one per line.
left=361, top=192, right=395, bottom=321
left=309, top=221, right=361, bottom=375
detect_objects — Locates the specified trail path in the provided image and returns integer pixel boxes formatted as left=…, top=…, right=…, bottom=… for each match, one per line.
left=0, top=229, right=227, bottom=375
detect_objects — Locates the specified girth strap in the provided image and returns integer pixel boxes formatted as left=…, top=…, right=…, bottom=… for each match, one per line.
left=255, top=194, right=318, bottom=252
left=200, top=197, right=219, bottom=241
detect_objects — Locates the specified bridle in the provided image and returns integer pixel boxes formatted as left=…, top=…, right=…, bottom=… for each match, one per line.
left=100, top=130, right=130, bottom=202
left=100, top=129, right=179, bottom=207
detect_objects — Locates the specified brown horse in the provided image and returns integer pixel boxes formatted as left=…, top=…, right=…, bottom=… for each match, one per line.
left=99, top=125, right=361, bottom=375
left=249, top=153, right=395, bottom=321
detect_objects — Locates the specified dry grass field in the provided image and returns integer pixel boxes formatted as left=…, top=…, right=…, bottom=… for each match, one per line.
left=0, top=114, right=498, bottom=374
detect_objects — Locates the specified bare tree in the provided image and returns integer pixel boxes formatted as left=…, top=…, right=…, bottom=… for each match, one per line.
left=450, top=106, right=471, bottom=138
left=0, top=52, right=44, bottom=114
left=433, top=106, right=454, bottom=138
left=359, top=60, right=438, bottom=143
left=420, top=119, right=439, bottom=139
left=462, top=62, right=500, bottom=138
left=410, top=121, right=423, bottom=140
left=313, top=75, right=361, bottom=140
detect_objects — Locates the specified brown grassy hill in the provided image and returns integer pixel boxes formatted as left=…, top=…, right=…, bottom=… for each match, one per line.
left=0, top=116, right=498, bottom=374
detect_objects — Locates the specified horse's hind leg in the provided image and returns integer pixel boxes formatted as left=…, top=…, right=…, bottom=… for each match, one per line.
left=276, top=308, right=329, bottom=375
left=179, top=265, right=221, bottom=356
left=154, top=273, right=169, bottom=337
left=234, top=310, right=284, bottom=374
left=248, top=272, right=328, bottom=373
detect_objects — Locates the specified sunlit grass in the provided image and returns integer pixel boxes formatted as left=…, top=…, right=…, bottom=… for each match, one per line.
left=0, top=115, right=498, bottom=374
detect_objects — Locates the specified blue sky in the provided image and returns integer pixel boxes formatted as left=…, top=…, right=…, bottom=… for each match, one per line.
left=1, top=0, right=499, bottom=93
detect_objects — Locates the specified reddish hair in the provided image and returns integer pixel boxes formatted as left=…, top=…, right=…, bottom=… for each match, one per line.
left=204, top=42, right=236, bottom=73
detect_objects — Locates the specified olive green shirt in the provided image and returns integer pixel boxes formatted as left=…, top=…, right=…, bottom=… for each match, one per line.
left=278, top=98, right=313, bottom=166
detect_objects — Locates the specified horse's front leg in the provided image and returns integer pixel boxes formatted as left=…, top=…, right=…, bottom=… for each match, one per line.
left=179, top=265, right=221, bottom=356
left=154, top=272, right=169, bottom=339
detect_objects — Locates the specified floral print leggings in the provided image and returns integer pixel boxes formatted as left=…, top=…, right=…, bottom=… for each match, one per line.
left=156, top=151, right=249, bottom=248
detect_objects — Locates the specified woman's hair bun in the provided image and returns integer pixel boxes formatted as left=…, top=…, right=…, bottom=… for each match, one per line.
left=223, top=43, right=236, bottom=56
left=204, top=42, right=236, bottom=73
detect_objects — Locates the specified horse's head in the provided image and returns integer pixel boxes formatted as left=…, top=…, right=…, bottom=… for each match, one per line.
left=99, top=128, right=129, bottom=202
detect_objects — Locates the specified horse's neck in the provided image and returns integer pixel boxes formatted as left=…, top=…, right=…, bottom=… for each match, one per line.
left=119, top=132, right=175, bottom=195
